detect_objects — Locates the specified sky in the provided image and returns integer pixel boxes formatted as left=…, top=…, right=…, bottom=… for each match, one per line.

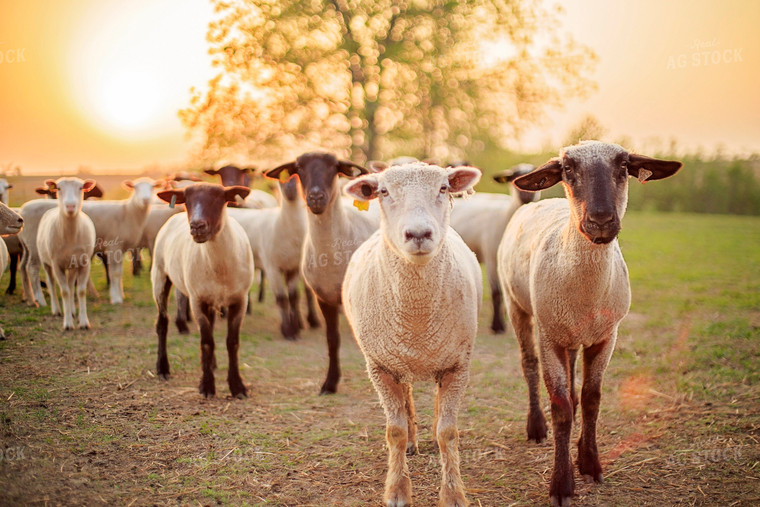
left=0, top=0, right=758, bottom=175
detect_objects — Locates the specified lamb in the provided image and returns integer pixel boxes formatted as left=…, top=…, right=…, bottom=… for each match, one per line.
left=265, top=152, right=376, bottom=394
left=205, top=164, right=278, bottom=209
left=342, top=163, right=483, bottom=507
left=151, top=183, right=254, bottom=398
left=449, top=163, right=539, bottom=333
left=497, top=141, right=681, bottom=505
left=226, top=177, right=320, bottom=340
left=36, top=178, right=97, bottom=330
left=0, top=201, right=23, bottom=339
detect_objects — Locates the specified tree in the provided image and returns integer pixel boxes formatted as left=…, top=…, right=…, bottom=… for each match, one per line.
left=181, top=0, right=597, bottom=165
left=563, top=114, right=607, bottom=146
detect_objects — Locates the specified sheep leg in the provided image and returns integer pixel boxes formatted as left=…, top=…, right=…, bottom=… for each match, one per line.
left=257, top=269, right=266, bottom=303
left=75, top=267, right=91, bottom=329
left=65, top=269, right=78, bottom=328
left=435, top=368, right=468, bottom=507
left=28, top=252, right=46, bottom=307
left=196, top=300, right=217, bottom=398
left=174, top=291, right=191, bottom=335
left=486, top=265, right=505, bottom=333
left=53, top=265, right=75, bottom=330
left=403, top=383, right=418, bottom=456
left=225, top=298, right=248, bottom=399
left=304, top=282, right=320, bottom=328
left=131, top=248, right=143, bottom=276
left=272, top=267, right=298, bottom=340
left=96, top=251, right=110, bottom=287
left=577, top=338, right=614, bottom=484
left=568, top=348, right=579, bottom=418
left=507, top=301, right=546, bottom=443
left=154, top=275, right=173, bottom=380
left=317, top=299, right=341, bottom=395
left=107, top=251, right=124, bottom=304
left=19, top=243, right=31, bottom=303
left=541, top=341, right=575, bottom=507
left=42, top=263, right=59, bottom=316
left=286, top=270, right=304, bottom=331
left=5, top=251, right=17, bottom=295
left=368, top=365, right=412, bottom=507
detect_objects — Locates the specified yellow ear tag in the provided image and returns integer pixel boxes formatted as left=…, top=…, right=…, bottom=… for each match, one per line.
left=353, top=199, right=369, bottom=211
left=169, top=194, right=177, bottom=208
left=279, top=170, right=290, bottom=183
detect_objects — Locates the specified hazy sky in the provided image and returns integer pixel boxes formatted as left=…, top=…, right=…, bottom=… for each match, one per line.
left=0, top=0, right=758, bottom=175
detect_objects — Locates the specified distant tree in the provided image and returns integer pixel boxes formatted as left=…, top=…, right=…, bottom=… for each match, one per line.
left=563, top=114, right=607, bottom=146
left=181, top=0, right=597, bottom=164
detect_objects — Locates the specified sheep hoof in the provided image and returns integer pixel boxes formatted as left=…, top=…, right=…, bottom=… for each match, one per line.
left=319, top=384, right=337, bottom=395
left=406, top=441, right=418, bottom=456
left=550, top=495, right=572, bottom=507
left=157, top=373, right=170, bottom=381
left=582, top=473, right=603, bottom=484
left=307, top=317, right=321, bottom=329
left=283, top=334, right=299, bottom=342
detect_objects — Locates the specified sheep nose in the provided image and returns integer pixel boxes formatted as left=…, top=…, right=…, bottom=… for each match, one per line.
left=404, top=227, right=433, bottom=245
left=16, top=216, right=23, bottom=225
left=307, top=189, right=326, bottom=203
left=587, top=211, right=615, bottom=227
left=190, top=220, right=209, bottom=236
left=65, top=204, right=77, bottom=214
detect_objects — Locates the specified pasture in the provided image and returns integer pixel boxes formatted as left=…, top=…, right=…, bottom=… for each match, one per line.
left=0, top=211, right=758, bottom=506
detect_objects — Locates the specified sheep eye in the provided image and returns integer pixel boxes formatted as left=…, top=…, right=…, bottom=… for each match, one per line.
left=439, top=185, right=448, bottom=194
left=379, top=188, right=388, bottom=197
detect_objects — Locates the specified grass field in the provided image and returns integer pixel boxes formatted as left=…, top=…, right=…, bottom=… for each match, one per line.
left=1, top=211, right=759, bottom=506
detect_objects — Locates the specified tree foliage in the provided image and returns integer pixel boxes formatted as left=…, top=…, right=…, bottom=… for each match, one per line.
left=180, top=0, right=597, bottom=164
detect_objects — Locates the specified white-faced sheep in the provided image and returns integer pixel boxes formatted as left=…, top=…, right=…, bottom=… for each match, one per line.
left=497, top=141, right=682, bottom=505
left=265, top=152, right=376, bottom=394
left=227, top=177, right=320, bottom=340
left=36, top=178, right=97, bottom=330
left=0, top=178, right=13, bottom=205
left=342, top=163, right=482, bottom=507
left=449, top=163, right=539, bottom=333
left=0, top=201, right=23, bottom=339
left=151, top=183, right=254, bottom=398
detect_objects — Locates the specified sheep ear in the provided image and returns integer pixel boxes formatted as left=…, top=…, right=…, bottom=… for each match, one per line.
left=157, top=189, right=186, bottom=205
left=82, top=179, right=97, bottom=192
left=493, top=164, right=535, bottom=184
left=224, top=185, right=251, bottom=203
left=35, top=187, right=51, bottom=196
left=337, top=160, right=369, bottom=178
left=85, top=184, right=104, bottom=199
left=343, top=176, right=380, bottom=201
left=44, top=179, right=57, bottom=190
left=513, top=159, right=562, bottom=191
left=447, top=166, right=481, bottom=193
left=627, top=154, right=682, bottom=182
left=265, top=162, right=297, bottom=181
left=203, top=168, right=218, bottom=176
left=122, top=180, right=135, bottom=190
left=367, top=161, right=389, bottom=173
left=5, top=184, right=11, bottom=189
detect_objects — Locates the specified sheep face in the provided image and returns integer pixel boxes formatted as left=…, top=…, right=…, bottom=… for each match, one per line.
left=124, top=177, right=162, bottom=208
left=345, top=163, right=481, bottom=265
left=266, top=152, right=368, bottom=215
left=46, top=178, right=96, bottom=218
left=157, top=183, right=250, bottom=243
left=0, top=201, right=23, bottom=235
left=513, top=141, right=682, bottom=245
left=205, top=165, right=252, bottom=187
left=0, top=178, right=12, bottom=205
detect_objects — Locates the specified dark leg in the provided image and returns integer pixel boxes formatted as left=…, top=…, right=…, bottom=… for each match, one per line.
left=96, top=251, right=111, bottom=287
left=155, top=277, right=173, bottom=380
left=196, top=300, right=216, bottom=398
left=577, top=339, right=614, bottom=484
left=569, top=348, right=579, bottom=418
left=305, top=283, right=320, bottom=328
left=131, top=248, right=143, bottom=276
left=225, top=298, right=248, bottom=398
left=542, top=342, right=574, bottom=506
left=490, top=286, right=506, bottom=334
left=286, top=270, right=304, bottom=331
left=317, top=299, right=341, bottom=395
left=277, top=294, right=299, bottom=341
left=175, top=291, right=190, bottom=334
left=5, top=251, right=18, bottom=295
left=257, top=270, right=266, bottom=303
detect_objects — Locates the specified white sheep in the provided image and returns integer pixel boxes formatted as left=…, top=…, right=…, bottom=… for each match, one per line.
left=36, top=178, right=97, bottom=330
left=497, top=141, right=682, bottom=505
left=342, top=163, right=482, bottom=507
left=0, top=201, right=23, bottom=339
left=0, top=178, right=13, bottom=205
left=151, top=183, right=254, bottom=398
left=227, top=177, right=319, bottom=340
left=265, top=152, right=377, bottom=394
left=449, top=163, right=539, bottom=333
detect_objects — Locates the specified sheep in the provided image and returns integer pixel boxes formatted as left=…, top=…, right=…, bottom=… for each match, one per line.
left=265, top=152, right=376, bottom=394
left=0, top=178, right=13, bottom=205
left=36, top=178, right=97, bottom=330
left=80, top=177, right=161, bottom=303
left=342, top=162, right=483, bottom=507
left=449, top=163, right=539, bottom=333
left=151, top=183, right=254, bottom=398
left=205, top=164, right=278, bottom=209
left=226, top=177, right=320, bottom=340
left=35, top=182, right=104, bottom=200
left=0, top=201, right=23, bottom=339
left=497, top=141, right=682, bottom=505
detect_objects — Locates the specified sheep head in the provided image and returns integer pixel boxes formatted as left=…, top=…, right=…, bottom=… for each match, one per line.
left=513, top=141, right=682, bottom=245
left=345, top=163, right=481, bottom=265
left=47, top=177, right=96, bottom=218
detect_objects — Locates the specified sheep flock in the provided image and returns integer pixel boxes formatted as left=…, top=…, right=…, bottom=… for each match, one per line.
left=0, top=145, right=682, bottom=506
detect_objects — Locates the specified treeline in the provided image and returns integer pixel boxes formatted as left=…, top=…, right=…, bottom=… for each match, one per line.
left=474, top=150, right=760, bottom=216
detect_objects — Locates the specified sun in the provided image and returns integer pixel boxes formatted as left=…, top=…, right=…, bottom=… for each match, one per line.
left=94, top=69, right=162, bottom=132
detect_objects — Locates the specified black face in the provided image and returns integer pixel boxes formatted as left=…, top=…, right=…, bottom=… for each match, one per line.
left=562, top=152, right=628, bottom=244
left=294, top=153, right=342, bottom=215
left=184, top=184, right=227, bottom=243
left=215, top=165, right=250, bottom=187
